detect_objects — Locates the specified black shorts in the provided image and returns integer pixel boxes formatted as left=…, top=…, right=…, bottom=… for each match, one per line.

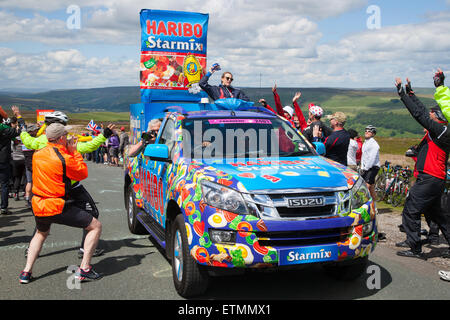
left=361, top=166, right=379, bottom=185
left=34, top=201, right=94, bottom=233
left=109, top=147, right=119, bottom=158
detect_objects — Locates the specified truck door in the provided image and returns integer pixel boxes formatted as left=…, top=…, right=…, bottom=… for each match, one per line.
left=144, top=117, right=176, bottom=228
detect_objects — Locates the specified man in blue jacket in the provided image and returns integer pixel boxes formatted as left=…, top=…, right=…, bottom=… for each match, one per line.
left=199, top=64, right=249, bottom=101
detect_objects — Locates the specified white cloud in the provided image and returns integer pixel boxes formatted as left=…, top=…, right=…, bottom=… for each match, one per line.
left=1, top=0, right=449, bottom=89
left=0, top=48, right=138, bottom=89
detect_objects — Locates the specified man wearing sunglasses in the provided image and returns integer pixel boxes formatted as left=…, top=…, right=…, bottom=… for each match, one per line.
left=199, top=64, right=250, bottom=101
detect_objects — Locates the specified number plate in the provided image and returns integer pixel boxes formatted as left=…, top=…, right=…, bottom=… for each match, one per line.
left=278, top=244, right=338, bottom=266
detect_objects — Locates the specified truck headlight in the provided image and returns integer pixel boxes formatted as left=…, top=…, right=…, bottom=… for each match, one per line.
left=350, top=177, right=371, bottom=210
left=362, top=221, right=374, bottom=237
left=201, top=180, right=249, bottom=215
left=210, top=229, right=237, bottom=244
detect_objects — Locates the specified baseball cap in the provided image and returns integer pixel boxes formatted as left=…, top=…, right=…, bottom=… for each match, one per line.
left=283, top=106, right=294, bottom=118
left=46, top=123, right=72, bottom=141
left=120, top=126, right=125, bottom=131
left=326, top=112, right=346, bottom=124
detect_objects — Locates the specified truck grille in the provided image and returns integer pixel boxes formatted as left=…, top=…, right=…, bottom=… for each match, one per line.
left=265, top=191, right=344, bottom=219
left=276, top=204, right=336, bottom=218
left=256, top=227, right=350, bottom=247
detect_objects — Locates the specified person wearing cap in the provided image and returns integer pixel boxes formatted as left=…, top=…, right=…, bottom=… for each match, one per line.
left=394, top=77, right=450, bottom=260
left=318, top=112, right=350, bottom=166
left=19, top=123, right=103, bottom=284
left=21, top=112, right=114, bottom=259
left=360, top=125, right=380, bottom=200
left=199, top=65, right=249, bottom=101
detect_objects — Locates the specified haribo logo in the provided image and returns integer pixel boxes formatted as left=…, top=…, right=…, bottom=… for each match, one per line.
left=146, top=20, right=203, bottom=38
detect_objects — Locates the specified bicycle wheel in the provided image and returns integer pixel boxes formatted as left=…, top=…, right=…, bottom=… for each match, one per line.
left=375, top=171, right=386, bottom=201
left=390, top=188, right=403, bottom=207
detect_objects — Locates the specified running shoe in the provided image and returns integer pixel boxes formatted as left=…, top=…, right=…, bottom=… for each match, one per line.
left=75, top=266, right=103, bottom=282
left=19, top=271, right=32, bottom=284
left=439, top=270, right=450, bottom=281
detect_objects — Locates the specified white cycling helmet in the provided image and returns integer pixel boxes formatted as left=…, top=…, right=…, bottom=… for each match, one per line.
left=365, top=125, right=377, bottom=134
left=45, top=111, right=68, bottom=125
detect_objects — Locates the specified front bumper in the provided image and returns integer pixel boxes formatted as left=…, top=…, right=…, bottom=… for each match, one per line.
left=187, top=201, right=378, bottom=268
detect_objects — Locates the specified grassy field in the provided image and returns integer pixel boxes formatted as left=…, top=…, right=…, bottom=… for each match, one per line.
left=67, top=111, right=130, bottom=124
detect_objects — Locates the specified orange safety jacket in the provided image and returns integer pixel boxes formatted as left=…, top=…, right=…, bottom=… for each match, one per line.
left=32, top=143, right=88, bottom=217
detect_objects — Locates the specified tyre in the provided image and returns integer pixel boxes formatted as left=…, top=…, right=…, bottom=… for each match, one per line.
left=374, top=173, right=385, bottom=201
left=171, top=214, right=209, bottom=297
left=126, top=185, right=147, bottom=235
left=323, top=256, right=369, bottom=281
left=390, top=189, right=403, bottom=207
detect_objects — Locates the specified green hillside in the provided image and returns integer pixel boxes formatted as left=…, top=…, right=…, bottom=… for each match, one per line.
left=0, top=86, right=439, bottom=137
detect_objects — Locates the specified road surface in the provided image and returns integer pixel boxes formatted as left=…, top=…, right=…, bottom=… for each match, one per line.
left=1, top=162, right=449, bottom=301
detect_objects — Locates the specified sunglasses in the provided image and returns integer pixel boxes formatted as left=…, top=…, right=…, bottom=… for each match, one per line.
left=224, top=76, right=233, bottom=82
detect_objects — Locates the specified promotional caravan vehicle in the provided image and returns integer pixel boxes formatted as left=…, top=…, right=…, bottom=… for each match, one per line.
left=124, top=9, right=378, bottom=297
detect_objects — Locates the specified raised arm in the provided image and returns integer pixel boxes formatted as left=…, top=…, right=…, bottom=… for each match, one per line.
left=272, top=83, right=285, bottom=117
left=396, top=77, right=447, bottom=138
left=292, top=91, right=308, bottom=131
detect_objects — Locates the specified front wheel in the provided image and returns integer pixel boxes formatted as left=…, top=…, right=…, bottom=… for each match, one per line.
left=126, top=185, right=147, bottom=235
left=171, top=214, right=209, bottom=297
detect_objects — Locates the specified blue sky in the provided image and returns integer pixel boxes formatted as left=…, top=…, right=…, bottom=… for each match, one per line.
left=0, top=0, right=449, bottom=90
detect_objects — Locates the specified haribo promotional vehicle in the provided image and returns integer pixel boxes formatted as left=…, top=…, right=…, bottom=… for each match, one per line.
left=124, top=9, right=378, bottom=297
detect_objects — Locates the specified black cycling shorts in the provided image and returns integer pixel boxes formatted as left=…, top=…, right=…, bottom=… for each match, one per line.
left=34, top=201, right=94, bottom=233
left=361, top=166, right=379, bottom=185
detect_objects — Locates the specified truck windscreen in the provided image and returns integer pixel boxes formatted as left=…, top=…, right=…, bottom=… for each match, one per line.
left=181, top=117, right=313, bottom=159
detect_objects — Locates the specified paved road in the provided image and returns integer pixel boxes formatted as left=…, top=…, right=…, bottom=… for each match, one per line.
left=1, top=162, right=449, bottom=300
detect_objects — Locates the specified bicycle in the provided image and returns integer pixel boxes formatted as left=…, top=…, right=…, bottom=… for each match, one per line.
left=388, top=167, right=412, bottom=207
left=374, top=161, right=392, bottom=201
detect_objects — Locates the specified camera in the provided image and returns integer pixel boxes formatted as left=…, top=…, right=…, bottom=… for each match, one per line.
left=142, top=130, right=157, bottom=141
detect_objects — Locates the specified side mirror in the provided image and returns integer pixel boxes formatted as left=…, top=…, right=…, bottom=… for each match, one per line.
left=143, top=144, right=171, bottom=162
left=312, top=142, right=326, bottom=156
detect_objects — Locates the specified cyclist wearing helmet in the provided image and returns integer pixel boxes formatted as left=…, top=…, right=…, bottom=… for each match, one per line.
left=360, top=125, right=380, bottom=200
left=303, top=103, right=332, bottom=143
left=394, top=77, right=450, bottom=260
left=22, top=110, right=115, bottom=258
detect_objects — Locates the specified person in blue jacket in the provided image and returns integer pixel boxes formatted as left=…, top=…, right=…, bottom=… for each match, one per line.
left=199, top=64, right=249, bottom=101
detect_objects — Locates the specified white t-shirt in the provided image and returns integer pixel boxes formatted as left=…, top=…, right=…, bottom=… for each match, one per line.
left=347, top=139, right=358, bottom=166
left=361, top=138, right=380, bottom=171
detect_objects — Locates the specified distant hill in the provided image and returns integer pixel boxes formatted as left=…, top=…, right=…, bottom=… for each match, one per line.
left=0, top=86, right=439, bottom=137
left=0, top=87, right=140, bottom=113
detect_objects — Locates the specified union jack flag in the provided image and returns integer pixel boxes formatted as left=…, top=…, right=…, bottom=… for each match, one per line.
left=86, top=120, right=101, bottom=133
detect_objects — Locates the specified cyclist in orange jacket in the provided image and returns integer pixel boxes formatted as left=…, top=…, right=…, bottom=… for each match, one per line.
left=19, top=123, right=103, bottom=283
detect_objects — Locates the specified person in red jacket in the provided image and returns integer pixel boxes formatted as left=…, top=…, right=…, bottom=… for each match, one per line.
left=19, top=123, right=103, bottom=284
left=395, top=77, right=450, bottom=260
left=259, top=84, right=308, bottom=131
